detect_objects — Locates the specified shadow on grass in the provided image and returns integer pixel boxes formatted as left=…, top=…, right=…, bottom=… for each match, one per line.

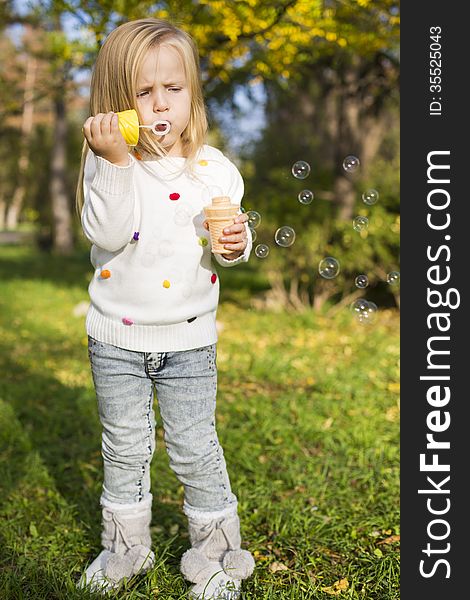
left=0, top=321, right=197, bottom=597
left=0, top=345, right=102, bottom=518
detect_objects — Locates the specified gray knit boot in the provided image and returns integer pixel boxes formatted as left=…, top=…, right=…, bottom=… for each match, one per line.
left=180, top=505, right=255, bottom=600
left=78, top=495, right=155, bottom=593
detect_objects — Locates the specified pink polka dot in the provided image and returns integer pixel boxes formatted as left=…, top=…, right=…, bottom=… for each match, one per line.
left=169, top=193, right=180, bottom=201
left=122, top=317, right=134, bottom=326
left=211, top=274, right=217, bottom=284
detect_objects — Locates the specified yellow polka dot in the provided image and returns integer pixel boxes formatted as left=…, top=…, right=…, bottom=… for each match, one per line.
left=163, top=280, right=171, bottom=288
left=198, top=159, right=208, bottom=166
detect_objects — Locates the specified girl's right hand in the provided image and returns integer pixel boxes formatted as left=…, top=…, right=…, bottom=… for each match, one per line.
left=83, top=112, right=130, bottom=166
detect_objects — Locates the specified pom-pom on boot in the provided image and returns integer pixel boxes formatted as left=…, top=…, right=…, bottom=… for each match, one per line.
left=180, top=505, right=255, bottom=599
left=78, top=495, right=155, bottom=593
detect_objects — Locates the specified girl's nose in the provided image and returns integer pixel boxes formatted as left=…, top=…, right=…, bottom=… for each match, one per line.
left=153, top=93, right=169, bottom=112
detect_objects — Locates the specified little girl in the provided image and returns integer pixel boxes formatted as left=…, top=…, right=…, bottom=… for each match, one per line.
left=76, top=18, right=255, bottom=599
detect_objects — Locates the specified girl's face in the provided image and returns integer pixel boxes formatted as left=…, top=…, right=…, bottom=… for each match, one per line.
left=136, top=45, right=191, bottom=157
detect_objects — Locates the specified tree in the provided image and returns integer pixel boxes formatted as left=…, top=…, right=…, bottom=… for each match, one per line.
left=4, top=26, right=38, bottom=230
left=231, top=1, right=400, bottom=310
left=3, top=0, right=398, bottom=267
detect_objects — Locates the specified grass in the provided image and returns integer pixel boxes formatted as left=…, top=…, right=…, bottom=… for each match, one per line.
left=0, top=245, right=399, bottom=599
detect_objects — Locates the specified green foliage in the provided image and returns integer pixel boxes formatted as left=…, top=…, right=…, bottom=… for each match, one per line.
left=0, top=246, right=399, bottom=599
left=25, top=0, right=399, bottom=96
left=240, top=110, right=399, bottom=309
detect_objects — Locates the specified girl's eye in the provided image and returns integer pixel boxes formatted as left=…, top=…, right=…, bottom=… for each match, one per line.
left=168, top=87, right=182, bottom=92
left=137, top=91, right=149, bottom=98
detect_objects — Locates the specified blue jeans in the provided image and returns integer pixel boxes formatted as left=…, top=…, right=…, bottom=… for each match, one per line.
left=87, top=336, right=238, bottom=514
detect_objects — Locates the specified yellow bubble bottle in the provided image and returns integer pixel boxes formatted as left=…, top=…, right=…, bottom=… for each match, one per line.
left=116, top=109, right=140, bottom=146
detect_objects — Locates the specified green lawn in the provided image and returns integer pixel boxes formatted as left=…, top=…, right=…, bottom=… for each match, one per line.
left=0, top=245, right=399, bottom=599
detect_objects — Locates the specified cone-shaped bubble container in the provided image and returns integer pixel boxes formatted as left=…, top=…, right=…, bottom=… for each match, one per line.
left=203, top=196, right=239, bottom=254
left=117, top=109, right=139, bottom=146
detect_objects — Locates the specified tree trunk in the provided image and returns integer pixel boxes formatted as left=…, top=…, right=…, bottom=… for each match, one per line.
left=0, top=194, right=6, bottom=229
left=318, top=63, right=390, bottom=221
left=50, top=96, right=73, bottom=254
left=334, top=173, right=357, bottom=221
left=5, top=51, right=36, bottom=230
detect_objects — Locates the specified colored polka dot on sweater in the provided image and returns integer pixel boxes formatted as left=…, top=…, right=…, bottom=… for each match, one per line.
left=199, top=237, right=208, bottom=247
left=163, top=280, right=171, bottom=288
left=169, top=193, right=180, bottom=201
left=133, top=231, right=140, bottom=241
left=198, top=160, right=208, bottom=166
left=100, top=269, right=111, bottom=279
left=122, top=317, right=134, bottom=326
left=211, top=274, right=217, bottom=284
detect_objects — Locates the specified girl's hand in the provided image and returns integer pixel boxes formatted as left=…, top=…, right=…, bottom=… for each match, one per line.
left=203, top=212, right=249, bottom=260
left=82, top=112, right=129, bottom=166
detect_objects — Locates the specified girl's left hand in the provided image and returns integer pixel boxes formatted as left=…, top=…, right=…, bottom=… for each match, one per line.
left=203, top=212, right=249, bottom=259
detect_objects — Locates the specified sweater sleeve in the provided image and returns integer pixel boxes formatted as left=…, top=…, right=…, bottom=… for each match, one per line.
left=213, top=157, right=252, bottom=268
left=81, top=152, right=136, bottom=252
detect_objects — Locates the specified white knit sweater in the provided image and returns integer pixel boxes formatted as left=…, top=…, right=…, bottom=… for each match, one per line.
left=81, top=145, right=252, bottom=352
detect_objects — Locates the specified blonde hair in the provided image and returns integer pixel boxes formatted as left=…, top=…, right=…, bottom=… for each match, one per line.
left=75, top=18, right=208, bottom=215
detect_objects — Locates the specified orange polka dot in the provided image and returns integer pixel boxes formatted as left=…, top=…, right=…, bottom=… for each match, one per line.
left=100, top=269, right=111, bottom=279
left=133, top=149, right=142, bottom=160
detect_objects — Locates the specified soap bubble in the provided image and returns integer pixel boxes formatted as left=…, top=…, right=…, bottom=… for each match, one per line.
left=355, top=274, right=369, bottom=289
left=364, top=301, right=378, bottom=324
left=319, top=257, right=340, bottom=279
left=275, top=226, right=296, bottom=247
left=158, top=240, right=175, bottom=257
left=291, top=160, right=311, bottom=179
left=247, top=210, right=261, bottom=229
left=249, top=227, right=257, bottom=242
left=362, top=189, right=379, bottom=205
left=353, top=216, right=369, bottom=232
left=350, top=298, right=368, bottom=316
left=350, top=298, right=377, bottom=325
left=343, top=155, right=360, bottom=172
left=298, top=189, right=314, bottom=205
left=141, top=253, right=156, bottom=268
left=255, top=244, right=270, bottom=258
left=387, top=271, right=400, bottom=285
left=174, top=206, right=192, bottom=227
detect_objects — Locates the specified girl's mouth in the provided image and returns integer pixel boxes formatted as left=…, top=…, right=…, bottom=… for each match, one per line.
left=155, top=122, right=169, bottom=132
left=139, top=120, right=171, bottom=136
left=151, top=120, right=171, bottom=135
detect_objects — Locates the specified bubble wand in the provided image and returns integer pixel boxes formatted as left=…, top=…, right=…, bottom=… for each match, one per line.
left=115, top=109, right=171, bottom=146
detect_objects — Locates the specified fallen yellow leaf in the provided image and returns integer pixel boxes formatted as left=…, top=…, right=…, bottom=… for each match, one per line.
left=269, top=561, right=289, bottom=573
left=378, top=534, right=400, bottom=545
left=321, top=578, right=349, bottom=595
